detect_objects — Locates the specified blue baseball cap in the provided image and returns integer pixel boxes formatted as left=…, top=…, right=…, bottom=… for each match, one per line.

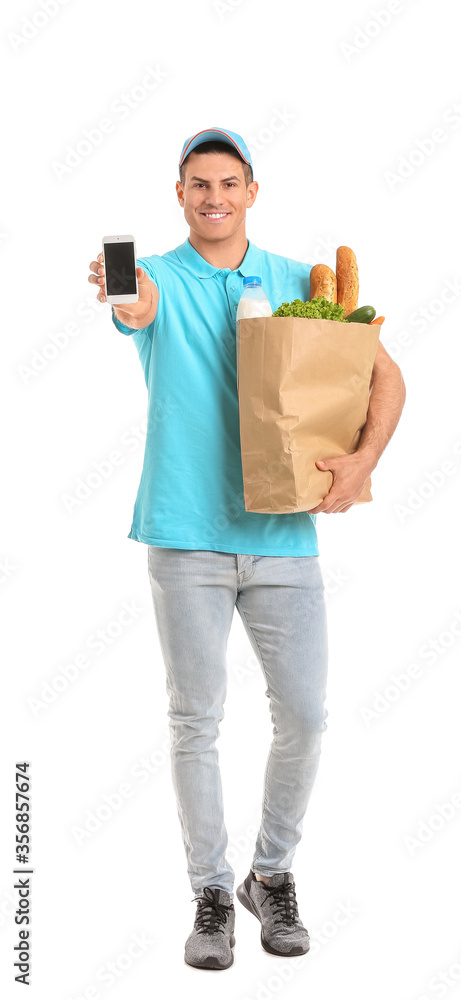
left=179, top=127, right=253, bottom=173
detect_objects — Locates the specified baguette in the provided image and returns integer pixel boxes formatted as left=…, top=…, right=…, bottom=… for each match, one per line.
left=336, top=246, right=359, bottom=316
left=309, top=264, right=337, bottom=303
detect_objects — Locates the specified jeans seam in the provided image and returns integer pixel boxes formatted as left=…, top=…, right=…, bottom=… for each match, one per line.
left=236, top=599, right=274, bottom=866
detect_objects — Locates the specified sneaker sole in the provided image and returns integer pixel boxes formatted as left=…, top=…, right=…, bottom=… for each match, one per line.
left=236, top=881, right=309, bottom=957
left=184, top=934, right=236, bottom=970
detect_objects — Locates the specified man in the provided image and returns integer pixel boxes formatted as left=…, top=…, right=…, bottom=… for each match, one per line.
left=88, top=127, right=406, bottom=971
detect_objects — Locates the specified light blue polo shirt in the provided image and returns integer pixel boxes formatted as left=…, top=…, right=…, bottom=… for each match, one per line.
left=111, top=237, right=319, bottom=556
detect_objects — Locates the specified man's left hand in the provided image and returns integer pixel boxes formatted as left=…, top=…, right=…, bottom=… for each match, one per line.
left=307, top=453, right=374, bottom=514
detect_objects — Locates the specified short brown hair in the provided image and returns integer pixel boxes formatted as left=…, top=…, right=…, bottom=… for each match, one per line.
left=179, top=140, right=253, bottom=187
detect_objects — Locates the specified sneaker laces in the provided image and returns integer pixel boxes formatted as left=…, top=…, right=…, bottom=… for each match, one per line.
left=260, top=878, right=300, bottom=927
left=192, top=886, right=232, bottom=935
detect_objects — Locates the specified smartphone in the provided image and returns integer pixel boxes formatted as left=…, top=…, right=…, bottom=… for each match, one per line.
left=102, top=235, right=139, bottom=305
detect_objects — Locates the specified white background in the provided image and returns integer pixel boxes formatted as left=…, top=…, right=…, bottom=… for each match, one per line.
left=1, top=0, right=461, bottom=996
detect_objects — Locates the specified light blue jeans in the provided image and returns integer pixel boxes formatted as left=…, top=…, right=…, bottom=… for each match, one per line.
left=147, top=548, right=329, bottom=899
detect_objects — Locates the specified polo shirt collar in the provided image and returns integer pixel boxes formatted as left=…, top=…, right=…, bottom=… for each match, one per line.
left=175, top=237, right=262, bottom=278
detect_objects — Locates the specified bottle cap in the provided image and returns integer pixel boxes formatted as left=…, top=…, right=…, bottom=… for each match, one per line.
left=243, top=276, right=262, bottom=286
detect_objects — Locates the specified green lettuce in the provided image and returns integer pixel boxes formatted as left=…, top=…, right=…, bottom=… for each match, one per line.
left=272, top=296, right=347, bottom=321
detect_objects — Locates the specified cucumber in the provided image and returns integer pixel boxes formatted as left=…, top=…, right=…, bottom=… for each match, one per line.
left=345, top=306, right=376, bottom=324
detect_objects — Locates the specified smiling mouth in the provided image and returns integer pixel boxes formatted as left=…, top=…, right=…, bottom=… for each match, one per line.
left=200, top=212, right=230, bottom=220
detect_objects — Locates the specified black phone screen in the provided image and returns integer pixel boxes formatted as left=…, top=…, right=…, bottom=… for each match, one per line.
left=104, top=242, right=137, bottom=295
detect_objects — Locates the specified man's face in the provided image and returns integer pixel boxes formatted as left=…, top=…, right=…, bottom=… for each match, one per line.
left=176, top=151, right=258, bottom=243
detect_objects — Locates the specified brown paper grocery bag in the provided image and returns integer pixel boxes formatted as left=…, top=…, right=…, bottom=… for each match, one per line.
left=236, top=316, right=381, bottom=514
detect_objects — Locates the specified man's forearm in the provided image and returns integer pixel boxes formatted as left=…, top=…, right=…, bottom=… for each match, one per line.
left=355, top=361, right=406, bottom=472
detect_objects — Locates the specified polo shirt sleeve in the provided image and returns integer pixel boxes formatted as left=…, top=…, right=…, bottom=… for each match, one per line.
left=111, top=257, right=159, bottom=337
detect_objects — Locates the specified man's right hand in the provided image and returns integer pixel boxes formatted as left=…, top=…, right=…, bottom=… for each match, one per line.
left=88, top=252, right=159, bottom=329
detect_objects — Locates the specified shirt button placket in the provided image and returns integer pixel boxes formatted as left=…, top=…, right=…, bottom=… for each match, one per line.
left=224, top=276, right=234, bottom=317
left=227, top=278, right=238, bottom=314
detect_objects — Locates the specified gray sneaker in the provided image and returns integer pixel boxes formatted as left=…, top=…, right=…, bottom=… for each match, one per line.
left=236, top=870, right=310, bottom=956
left=184, top=886, right=235, bottom=970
